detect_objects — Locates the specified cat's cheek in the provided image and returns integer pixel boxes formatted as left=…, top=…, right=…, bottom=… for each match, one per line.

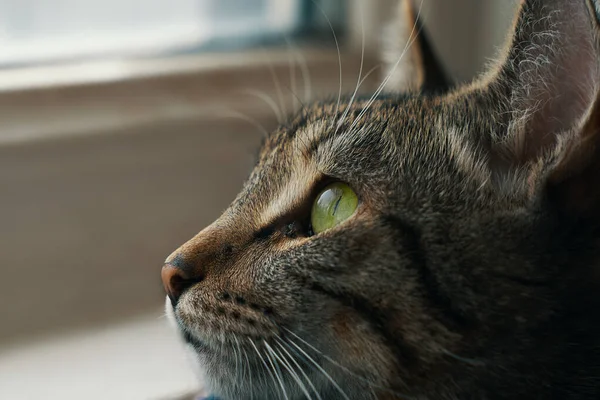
left=330, top=310, right=397, bottom=383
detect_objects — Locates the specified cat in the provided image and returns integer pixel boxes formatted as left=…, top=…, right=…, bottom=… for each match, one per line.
left=162, top=0, right=600, bottom=399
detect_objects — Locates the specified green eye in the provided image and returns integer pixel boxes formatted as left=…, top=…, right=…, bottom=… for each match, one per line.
left=310, top=182, right=358, bottom=234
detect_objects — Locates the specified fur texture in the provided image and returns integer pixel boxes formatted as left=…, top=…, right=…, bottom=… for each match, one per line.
left=163, top=1, right=600, bottom=399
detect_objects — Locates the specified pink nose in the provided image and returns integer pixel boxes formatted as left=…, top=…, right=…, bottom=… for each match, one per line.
left=161, top=261, right=204, bottom=304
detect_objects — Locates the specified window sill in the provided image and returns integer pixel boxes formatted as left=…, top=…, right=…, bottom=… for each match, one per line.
left=0, top=47, right=379, bottom=145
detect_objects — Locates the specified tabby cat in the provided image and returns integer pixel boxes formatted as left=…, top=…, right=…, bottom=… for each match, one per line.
left=162, top=0, right=600, bottom=399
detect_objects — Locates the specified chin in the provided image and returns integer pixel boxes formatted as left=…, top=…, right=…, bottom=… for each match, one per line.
left=164, top=297, right=275, bottom=399
left=163, top=297, right=373, bottom=400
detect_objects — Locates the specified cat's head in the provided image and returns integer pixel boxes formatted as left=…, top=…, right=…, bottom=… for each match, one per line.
left=163, top=1, right=600, bottom=399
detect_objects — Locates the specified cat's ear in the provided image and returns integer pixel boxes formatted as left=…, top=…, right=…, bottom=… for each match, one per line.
left=382, top=0, right=450, bottom=92
left=483, top=0, right=600, bottom=217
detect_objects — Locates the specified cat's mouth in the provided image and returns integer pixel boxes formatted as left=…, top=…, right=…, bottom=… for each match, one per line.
left=166, top=294, right=279, bottom=355
left=164, top=297, right=359, bottom=399
left=165, top=296, right=208, bottom=350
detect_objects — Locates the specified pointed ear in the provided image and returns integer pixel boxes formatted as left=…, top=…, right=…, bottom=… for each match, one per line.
left=482, top=0, right=600, bottom=217
left=383, top=0, right=450, bottom=92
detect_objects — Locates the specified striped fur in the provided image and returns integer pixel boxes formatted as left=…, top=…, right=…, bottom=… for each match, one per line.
left=165, top=1, right=600, bottom=399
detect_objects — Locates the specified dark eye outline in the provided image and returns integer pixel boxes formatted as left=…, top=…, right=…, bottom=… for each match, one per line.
left=277, top=176, right=338, bottom=239
left=254, top=177, right=356, bottom=240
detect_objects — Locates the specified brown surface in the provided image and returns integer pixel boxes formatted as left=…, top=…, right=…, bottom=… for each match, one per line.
left=0, top=117, right=264, bottom=344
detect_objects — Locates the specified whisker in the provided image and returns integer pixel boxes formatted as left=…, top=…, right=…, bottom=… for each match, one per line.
left=311, top=0, right=343, bottom=130
left=276, top=339, right=323, bottom=400
left=249, top=338, right=281, bottom=399
left=239, top=88, right=284, bottom=124
left=280, top=348, right=316, bottom=400
left=334, top=62, right=381, bottom=133
left=231, top=337, right=240, bottom=389
left=215, top=109, right=271, bottom=138
left=441, top=349, right=486, bottom=367
left=357, top=65, right=382, bottom=93
left=287, top=43, right=299, bottom=112
left=267, top=340, right=314, bottom=400
left=283, top=328, right=415, bottom=399
left=285, top=86, right=308, bottom=114
left=240, top=340, right=255, bottom=400
left=261, top=47, right=288, bottom=118
left=251, top=342, right=270, bottom=396
left=346, top=0, right=426, bottom=136
left=236, top=337, right=248, bottom=392
left=263, top=340, right=290, bottom=400
left=284, top=36, right=313, bottom=104
left=336, top=0, right=366, bottom=132
left=285, top=336, right=351, bottom=400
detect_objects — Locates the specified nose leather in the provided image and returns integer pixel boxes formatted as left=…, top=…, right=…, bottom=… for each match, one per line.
left=161, top=259, right=204, bottom=305
left=161, top=222, right=237, bottom=305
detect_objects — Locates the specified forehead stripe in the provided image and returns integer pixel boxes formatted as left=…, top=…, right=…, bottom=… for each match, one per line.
left=258, top=163, right=319, bottom=226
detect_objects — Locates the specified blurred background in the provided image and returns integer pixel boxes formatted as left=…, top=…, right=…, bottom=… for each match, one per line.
left=0, top=1, right=518, bottom=399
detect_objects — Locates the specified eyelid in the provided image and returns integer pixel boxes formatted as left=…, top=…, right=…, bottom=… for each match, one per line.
left=253, top=176, right=358, bottom=240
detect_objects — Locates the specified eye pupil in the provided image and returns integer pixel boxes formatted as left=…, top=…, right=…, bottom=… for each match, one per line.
left=310, top=182, right=358, bottom=234
left=332, top=195, right=343, bottom=216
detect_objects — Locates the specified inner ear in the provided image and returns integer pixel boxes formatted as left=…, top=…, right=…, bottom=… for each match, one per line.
left=488, top=0, right=600, bottom=164
left=382, top=0, right=450, bottom=93
left=477, top=0, right=600, bottom=217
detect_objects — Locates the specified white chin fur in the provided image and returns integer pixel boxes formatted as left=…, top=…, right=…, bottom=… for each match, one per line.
left=164, top=296, right=178, bottom=329
left=164, top=296, right=210, bottom=391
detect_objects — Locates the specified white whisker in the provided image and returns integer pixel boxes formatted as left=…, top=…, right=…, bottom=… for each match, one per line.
left=261, top=47, right=288, bottom=118
left=236, top=337, right=248, bottom=392
left=346, top=0, right=426, bottom=136
left=249, top=338, right=281, bottom=399
left=311, top=0, right=343, bottom=129
left=288, top=44, right=299, bottom=112
left=240, top=339, right=255, bottom=400
left=285, top=336, right=351, bottom=400
left=263, top=340, right=290, bottom=400
left=276, top=339, right=323, bottom=400
left=441, top=349, right=486, bottom=367
left=283, top=328, right=415, bottom=399
left=231, top=337, right=240, bottom=389
left=336, top=0, right=366, bottom=132
left=284, top=36, right=313, bottom=104
left=267, top=340, right=314, bottom=400
left=357, top=65, right=382, bottom=92
left=239, top=88, right=284, bottom=123
left=216, top=109, right=271, bottom=138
